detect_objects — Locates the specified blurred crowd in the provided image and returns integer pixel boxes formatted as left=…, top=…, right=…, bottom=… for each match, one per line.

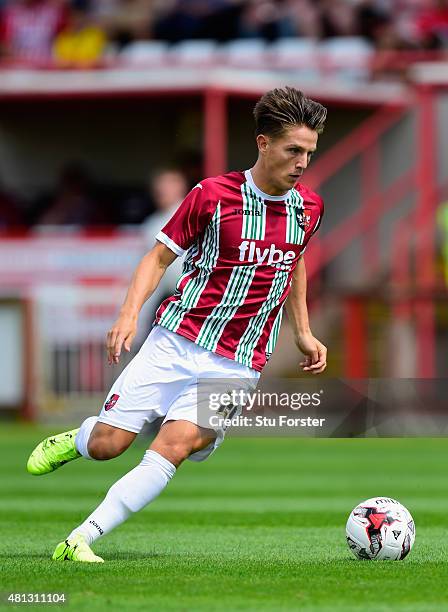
left=0, top=160, right=200, bottom=229
left=0, top=0, right=447, bottom=67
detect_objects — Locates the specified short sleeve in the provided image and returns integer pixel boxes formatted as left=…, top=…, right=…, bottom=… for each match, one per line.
left=156, top=182, right=217, bottom=257
left=299, top=194, right=324, bottom=256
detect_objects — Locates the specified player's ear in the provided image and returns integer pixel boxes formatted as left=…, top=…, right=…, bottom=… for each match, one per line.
left=256, top=134, right=269, bottom=154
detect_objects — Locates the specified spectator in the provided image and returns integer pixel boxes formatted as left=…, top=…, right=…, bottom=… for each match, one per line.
left=0, top=179, right=24, bottom=228
left=175, top=149, right=203, bottom=191
left=198, top=0, right=244, bottom=41
left=416, top=0, right=448, bottom=48
left=282, top=0, right=322, bottom=39
left=0, top=0, right=68, bottom=64
left=319, top=0, right=357, bottom=38
left=38, top=163, right=103, bottom=225
left=153, top=0, right=238, bottom=42
left=356, top=0, right=393, bottom=43
left=138, top=168, right=188, bottom=338
left=363, top=0, right=425, bottom=78
left=238, top=0, right=296, bottom=41
left=91, top=0, right=157, bottom=47
left=53, top=5, right=107, bottom=66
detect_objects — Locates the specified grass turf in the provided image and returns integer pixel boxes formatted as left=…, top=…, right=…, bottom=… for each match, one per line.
left=1, top=424, right=448, bottom=611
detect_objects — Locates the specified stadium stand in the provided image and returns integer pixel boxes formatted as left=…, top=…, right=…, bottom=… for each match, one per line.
left=0, top=0, right=447, bottom=421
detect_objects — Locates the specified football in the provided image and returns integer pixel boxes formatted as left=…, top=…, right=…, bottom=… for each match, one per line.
left=346, top=497, right=415, bottom=560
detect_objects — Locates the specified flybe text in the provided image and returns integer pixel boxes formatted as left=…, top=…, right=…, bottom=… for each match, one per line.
left=238, top=241, right=296, bottom=265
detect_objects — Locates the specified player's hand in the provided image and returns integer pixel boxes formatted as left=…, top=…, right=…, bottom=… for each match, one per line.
left=295, top=332, right=327, bottom=374
left=106, top=312, right=137, bottom=365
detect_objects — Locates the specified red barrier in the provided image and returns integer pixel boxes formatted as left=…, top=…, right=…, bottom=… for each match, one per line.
left=344, top=297, right=368, bottom=379
left=204, top=87, right=228, bottom=177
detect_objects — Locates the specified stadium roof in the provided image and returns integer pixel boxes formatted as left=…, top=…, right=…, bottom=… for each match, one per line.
left=0, top=67, right=409, bottom=107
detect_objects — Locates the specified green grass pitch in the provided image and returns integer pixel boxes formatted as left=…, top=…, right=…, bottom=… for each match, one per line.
left=1, top=424, right=448, bottom=611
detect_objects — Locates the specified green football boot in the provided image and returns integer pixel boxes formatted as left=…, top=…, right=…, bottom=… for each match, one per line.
left=26, top=428, right=81, bottom=475
left=52, top=534, right=104, bottom=563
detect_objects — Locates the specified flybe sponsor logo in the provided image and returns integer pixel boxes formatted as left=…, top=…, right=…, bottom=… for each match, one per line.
left=238, top=241, right=296, bottom=267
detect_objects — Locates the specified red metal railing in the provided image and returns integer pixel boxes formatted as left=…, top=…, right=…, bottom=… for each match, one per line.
left=203, top=84, right=442, bottom=376
left=304, top=88, right=441, bottom=378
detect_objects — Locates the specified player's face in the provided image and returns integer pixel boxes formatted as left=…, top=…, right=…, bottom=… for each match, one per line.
left=259, top=125, right=318, bottom=194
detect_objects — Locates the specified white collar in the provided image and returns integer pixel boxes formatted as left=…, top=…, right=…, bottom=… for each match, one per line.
left=244, top=169, right=292, bottom=202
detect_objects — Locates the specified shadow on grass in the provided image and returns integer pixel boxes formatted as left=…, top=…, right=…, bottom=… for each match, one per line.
left=99, top=551, right=164, bottom=561
left=0, top=551, right=163, bottom=562
left=0, top=553, right=50, bottom=560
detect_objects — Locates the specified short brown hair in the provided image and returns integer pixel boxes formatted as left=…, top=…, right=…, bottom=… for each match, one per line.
left=254, top=87, right=327, bottom=138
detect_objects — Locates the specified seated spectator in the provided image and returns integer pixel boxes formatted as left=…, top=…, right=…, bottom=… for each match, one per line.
left=417, top=0, right=448, bottom=49
left=319, top=0, right=357, bottom=38
left=356, top=0, right=393, bottom=43
left=0, top=179, right=24, bottom=228
left=363, top=0, right=424, bottom=78
left=38, top=162, right=104, bottom=225
left=91, top=0, right=156, bottom=47
left=53, top=5, right=106, bottom=66
left=238, top=0, right=296, bottom=41
left=175, top=148, right=203, bottom=191
left=0, top=0, right=68, bottom=64
left=153, top=0, right=239, bottom=42
left=282, top=0, right=321, bottom=39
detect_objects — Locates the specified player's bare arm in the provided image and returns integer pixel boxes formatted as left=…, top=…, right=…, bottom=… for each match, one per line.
left=107, top=242, right=177, bottom=364
left=27, top=86, right=333, bottom=566
left=285, top=256, right=327, bottom=374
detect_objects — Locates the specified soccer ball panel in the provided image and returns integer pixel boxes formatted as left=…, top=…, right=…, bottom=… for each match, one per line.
left=346, top=497, right=415, bottom=560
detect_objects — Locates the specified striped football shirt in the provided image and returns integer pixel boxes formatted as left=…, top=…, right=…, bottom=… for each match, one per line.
left=155, top=169, right=324, bottom=372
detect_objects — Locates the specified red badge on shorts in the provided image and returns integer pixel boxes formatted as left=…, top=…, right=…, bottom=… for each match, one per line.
left=104, top=393, right=119, bottom=411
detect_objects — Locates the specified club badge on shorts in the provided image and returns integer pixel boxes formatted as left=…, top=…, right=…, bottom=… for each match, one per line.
left=104, top=393, right=120, bottom=411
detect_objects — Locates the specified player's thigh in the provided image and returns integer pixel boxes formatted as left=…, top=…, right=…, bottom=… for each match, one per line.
left=88, top=422, right=137, bottom=459
left=98, top=326, right=191, bottom=435
left=149, top=419, right=216, bottom=467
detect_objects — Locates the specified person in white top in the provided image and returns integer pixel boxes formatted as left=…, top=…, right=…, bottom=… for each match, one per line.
left=138, top=168, right=188, bottom=343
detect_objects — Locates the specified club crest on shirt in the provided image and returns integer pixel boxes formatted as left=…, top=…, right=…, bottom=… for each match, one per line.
left=104, top=393, right=120, bottom=411
left=296, top=208, right=312, bottom=230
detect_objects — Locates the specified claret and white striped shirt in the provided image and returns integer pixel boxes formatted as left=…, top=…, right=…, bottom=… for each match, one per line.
left=155, top=169, right=324, bottom=372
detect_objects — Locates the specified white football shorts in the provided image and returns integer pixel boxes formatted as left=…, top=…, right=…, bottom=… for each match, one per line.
left=97, top=324, right=260, bottom=461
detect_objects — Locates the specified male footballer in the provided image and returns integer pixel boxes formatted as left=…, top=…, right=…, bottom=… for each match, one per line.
left=27, top=86, right=328, bottom=562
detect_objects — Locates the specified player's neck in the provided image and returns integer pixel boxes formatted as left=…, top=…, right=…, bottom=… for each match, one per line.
left=249, top=164, right=289, bottom=198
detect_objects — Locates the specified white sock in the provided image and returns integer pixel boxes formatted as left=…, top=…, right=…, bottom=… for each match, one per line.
left=75, top=416, right=98, bottom=460
left=68, top=450, right=176, bottom=545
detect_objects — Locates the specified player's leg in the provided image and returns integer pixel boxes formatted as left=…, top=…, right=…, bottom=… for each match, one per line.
left=51, top=327, right=207, bottom=561
left=85, top=422, right=137, bottom=460
left=26, top=329, right=162, bottom=476
left=26, top=417, right=137, bottom=476
left=53, top=420, right=215, bottom=562
left=149, top=419, right=217, bottom=466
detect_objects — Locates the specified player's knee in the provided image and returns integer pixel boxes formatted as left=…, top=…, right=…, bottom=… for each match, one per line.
left=87, top=435, right=127, bottom=460
left=155, top=442, right=191, bottom=467
left=169, top=442, right=192, bottom=465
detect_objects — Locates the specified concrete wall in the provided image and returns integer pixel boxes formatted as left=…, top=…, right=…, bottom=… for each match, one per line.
left=0, top=96, right=203, bottom=198
left=0, top=93, right=442, bottom=293
left=0, top=96, right=370, bottom=198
